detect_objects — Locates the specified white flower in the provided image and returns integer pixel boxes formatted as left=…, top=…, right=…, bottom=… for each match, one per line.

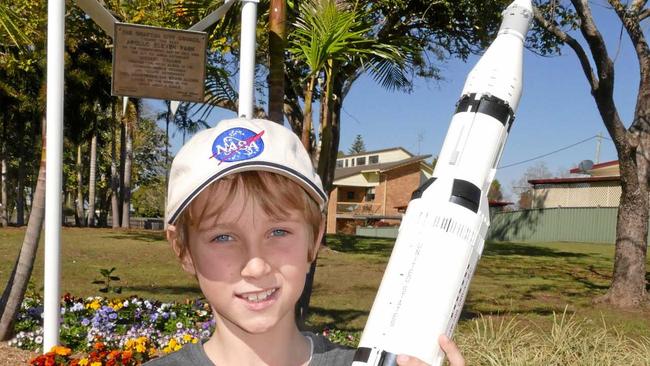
left=176, top=322, right=183, bottom=329
left=35, top=336, right=43, bottom=344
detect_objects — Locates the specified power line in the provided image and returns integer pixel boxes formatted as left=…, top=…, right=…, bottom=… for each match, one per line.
left=499, top=135, right=601, bottom=169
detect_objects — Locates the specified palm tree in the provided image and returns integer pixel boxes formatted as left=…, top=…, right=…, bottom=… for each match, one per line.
left=172, top=103, right=210, bottom=144
left=268, top=0, right=287, bottom=123
left=289, top=0, right=405, bottom=183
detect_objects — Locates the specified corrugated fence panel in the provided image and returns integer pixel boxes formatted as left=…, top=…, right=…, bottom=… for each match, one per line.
left=487, top=207, right=643, bottom=243
left=356, top=226, right=399, bottom=238
left=356, top=208, right=648, bottom=243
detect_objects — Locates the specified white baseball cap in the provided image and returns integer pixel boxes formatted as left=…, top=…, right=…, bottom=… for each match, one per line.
left=166, top=117, right=327, bottom=225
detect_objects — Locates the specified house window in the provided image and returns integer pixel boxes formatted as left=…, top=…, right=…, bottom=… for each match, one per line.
left=356, top=157, right=366, bottom=166
left=345, top=159, right=349, bottom=167
left=366, top=187, right=376, bottom=201
left=347, top=191, right=355, bottom=200
left=369, top=155, right=379, bottom=164
left=351, top=159, right=355, bottom=167
left=336, top=160, right=343, bottom=168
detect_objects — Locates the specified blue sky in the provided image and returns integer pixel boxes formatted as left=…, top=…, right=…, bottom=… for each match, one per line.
left=156, top=2, right=638, bottom=200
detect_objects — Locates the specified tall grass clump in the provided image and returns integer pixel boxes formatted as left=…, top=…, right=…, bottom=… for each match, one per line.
left=455, top=309, right=650, bottom=366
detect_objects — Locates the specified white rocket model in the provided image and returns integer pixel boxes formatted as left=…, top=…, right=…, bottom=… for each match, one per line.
left=352, top=1, right=533, bottom=365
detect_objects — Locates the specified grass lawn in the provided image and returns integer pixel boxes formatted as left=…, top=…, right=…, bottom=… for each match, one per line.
left=1, top=227, right=649, bottom=338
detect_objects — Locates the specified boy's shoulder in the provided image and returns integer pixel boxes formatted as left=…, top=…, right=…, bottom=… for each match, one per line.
left=142, top=342, right=212, bottom=366
left=305, top=331, right=355, bottom=366
left=142, top=333, right=356, bottom=366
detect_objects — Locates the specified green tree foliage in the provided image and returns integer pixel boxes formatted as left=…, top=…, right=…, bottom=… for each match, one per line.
left=488, top=179, right=504, bottom=202
left=348, top=134, right=366, bottom=154
left=132, top=179, right=165, bottom=218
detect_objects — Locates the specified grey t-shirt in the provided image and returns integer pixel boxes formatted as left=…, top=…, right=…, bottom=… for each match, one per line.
left=143, top=332, right=355, bottom=366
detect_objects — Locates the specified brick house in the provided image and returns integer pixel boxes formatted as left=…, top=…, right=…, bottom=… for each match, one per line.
left=528, top=160, right=621, bottom=208
left=326, top=148, right=433, bottom=234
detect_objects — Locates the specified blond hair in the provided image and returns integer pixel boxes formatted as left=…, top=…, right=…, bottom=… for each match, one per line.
left=173, top=171, right=323, bottom=261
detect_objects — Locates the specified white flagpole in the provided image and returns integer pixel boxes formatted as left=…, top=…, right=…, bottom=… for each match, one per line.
left=238, top=0, right=258, bottom=119
left=44, top=0, right=65, bottom=352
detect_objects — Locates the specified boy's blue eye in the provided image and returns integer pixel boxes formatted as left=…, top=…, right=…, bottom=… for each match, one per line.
left=212, top=234, right=233, bottom=243
left=270, top=229, right=288, bottom=237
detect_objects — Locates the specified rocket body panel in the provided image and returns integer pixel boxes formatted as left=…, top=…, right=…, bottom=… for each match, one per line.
left=354, top=1, right=532, bottom=365
left=354, top=177, right=485, bottom=365
left=432, top=108, right=509, bottom=194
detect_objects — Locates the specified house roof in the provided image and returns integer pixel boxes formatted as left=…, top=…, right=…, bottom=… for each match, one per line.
left=529, top=176, right=620, bottom=185
left=340, top=147, right=414, bottom=159
left=334, top=155, right=432, bottom=181
left=568, top=160, right=618, bottom=174
left=489, top=200, right=514, bottom=207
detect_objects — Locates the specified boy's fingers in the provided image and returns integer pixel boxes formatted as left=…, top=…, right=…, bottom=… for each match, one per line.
left=396, top=354, right=429, bottom=366
left=439, top=335, right=465, bottom=366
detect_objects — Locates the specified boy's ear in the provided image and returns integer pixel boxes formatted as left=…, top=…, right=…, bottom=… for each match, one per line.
left=167, top=225, right=196, bottom=276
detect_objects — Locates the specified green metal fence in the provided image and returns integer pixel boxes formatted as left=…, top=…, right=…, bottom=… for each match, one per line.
left=488, top=207, right=643, bottom=243
left=357, top=207, right=648, bottom=243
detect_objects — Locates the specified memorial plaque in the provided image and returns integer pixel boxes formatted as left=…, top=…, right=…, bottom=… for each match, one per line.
left=112, top=23, right=207, bottom=102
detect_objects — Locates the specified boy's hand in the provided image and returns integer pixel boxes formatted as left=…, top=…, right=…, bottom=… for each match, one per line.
left=395, top=335, right=465, bottom=366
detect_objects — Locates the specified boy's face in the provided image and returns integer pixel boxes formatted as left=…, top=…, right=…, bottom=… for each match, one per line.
left=170, top=185, right=323, bottom=335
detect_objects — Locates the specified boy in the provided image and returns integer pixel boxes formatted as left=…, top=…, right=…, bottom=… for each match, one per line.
left=146, top=118, right=464, bottom=366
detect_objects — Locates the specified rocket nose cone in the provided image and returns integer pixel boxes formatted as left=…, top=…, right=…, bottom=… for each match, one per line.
left=506, top=0, right=533, bottom=13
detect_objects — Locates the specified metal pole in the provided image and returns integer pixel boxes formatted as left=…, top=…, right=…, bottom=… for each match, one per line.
left=238, top=0, right=258, bottom=119
left=44, top=0, right=65, bottom=352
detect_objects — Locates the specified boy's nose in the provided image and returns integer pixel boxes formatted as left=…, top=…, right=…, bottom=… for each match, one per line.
left=240, top=256, right=272, bottom=278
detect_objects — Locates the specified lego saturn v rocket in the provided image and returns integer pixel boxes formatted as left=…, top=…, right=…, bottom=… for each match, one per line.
left=352, top=1, right=533, bottom=365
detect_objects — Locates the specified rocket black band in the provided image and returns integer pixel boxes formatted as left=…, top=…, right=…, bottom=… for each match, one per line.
left=353, top=347, right=372, bottom=363
left=378, top=351, right=398, bottom=366
left=450, top=179, right=481, bottom=213
left=455, top=93, right=515, bottom=131
left=411, top=177, right=437, bottom=200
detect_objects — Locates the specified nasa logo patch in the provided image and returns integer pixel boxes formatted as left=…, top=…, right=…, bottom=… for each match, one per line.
left=211, top=127, right=265, bottom=164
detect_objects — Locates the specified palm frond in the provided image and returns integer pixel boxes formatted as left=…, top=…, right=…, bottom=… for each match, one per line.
left=194, top=65, right=238, bottom=120
left=0, top=4, right=31, bottom=48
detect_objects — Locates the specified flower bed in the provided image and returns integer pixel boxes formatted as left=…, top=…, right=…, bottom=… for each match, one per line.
left=12, top=293, right=360, bottom=365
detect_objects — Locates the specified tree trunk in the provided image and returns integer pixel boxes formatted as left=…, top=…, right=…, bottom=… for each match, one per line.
left=111, top=101, right=120, bottom=228
left=268, top=0, right=287, bottom=124
left=87, top=133, right=97, bottom=227
left=596, top=145, right=649, bottom=306
left=121, top=104, right=134, bottom=229
left=0, top=116, right=46, bottom=340
left=317, top=63, right=340, bottom=193
left=16, top=152, right=25, bottom=227
left=75, top=144, right=84, bottom=226
left=301, top=76, right=317, bottom=153
left=1, top=158, right=7, bottom=227
left=1, top=120, right=7, bottom=227
left=119, top=108, right=126, bottom=226
left=295, top=258, right=318, bottom=330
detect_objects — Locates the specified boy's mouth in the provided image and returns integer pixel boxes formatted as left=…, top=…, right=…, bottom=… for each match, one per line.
left=236, top=288, right=278, bottom=303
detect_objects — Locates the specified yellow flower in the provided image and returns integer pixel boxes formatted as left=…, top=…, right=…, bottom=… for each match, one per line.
left=182, top=334, right=192, bottom=342
left=91, top=362, right=102, bottom=366
left=168, top=339, right=178, bottom=348
left=136, top=343, right=146, bottom=353
left=78, top=359, right=89, bottom=366
left=86, top=299, right=101, bottom=310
